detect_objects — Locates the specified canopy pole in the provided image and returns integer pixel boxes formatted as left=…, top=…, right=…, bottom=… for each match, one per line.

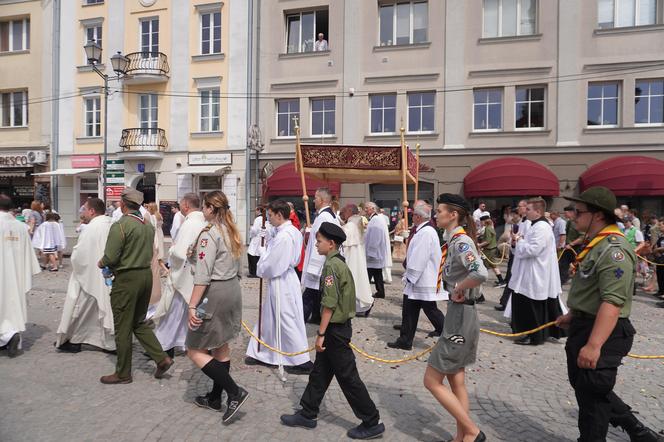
left=400, top=124, right=409, bottom=221
left=415, top=142, right=420, bottom=203
left=294, top=116, right=311, bottom=227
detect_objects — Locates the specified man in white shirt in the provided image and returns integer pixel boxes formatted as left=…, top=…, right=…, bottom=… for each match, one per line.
left=550, top=211, right=567, bottom=250
left=169, top=203, right=185, bottom=241
left=247, top=207, right=270, bottom=278
left=340, top=204, right=374, bottom=316
left=364, top=202, right=388, bottom=299
left=313, top=33, right=328, bottom=51
left=496, top=200, right=528, bottom=311
left=472, top=201, right=490, bottom=227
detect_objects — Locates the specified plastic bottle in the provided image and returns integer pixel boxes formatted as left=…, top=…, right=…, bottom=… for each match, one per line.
left=102, top=267, right=114, bottom=287
left=191, top=298, right=209, bottom=331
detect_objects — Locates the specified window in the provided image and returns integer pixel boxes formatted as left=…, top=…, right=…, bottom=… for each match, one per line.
left=379, top=1, right=428, bottom=46
left=635, top=79, right=664, bottom=125
left=0, top=18, right=30, bottom=52
left=139, top=93, right=158, bottom=130
left=286, top=9, right=329, bottom=53
left=587, top=82, right=619, bottom=127
left=84, top=96, right=101, bottom=137
left=370, top=94, right=397, bottom=134
left=310, top=98, right=335, bottom=136
left=140, top=18, right=159, bottom=54
left=201, top=11, right=221, bottom=54
left=483, top=0, right=537, bottom=38
left=407, top=91, right=435, bottom=133
left=85, top=0, right=104, bottom=4
left=1, top=91, right=28, bottom=127
left=473, top=89, right=502, bottom=131
left=276, top=99, right=299, bottom=137
left=200, top=88, right=220, bottom=132
left=84, top=23, right=102, bottom=50
left=515, top=86, right=545, bottom=129
left=598, top=0, right=657, bottom=28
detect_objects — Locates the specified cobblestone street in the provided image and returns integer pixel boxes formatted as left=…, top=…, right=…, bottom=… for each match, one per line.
left=1, top=262, right=663, bottom=442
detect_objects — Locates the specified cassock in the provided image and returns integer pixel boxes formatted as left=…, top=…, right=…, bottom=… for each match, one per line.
left=56, top=215, right=115, bottom=350
left=32, top=220, right=66, bottom=252
left=365, top=213, right=388, bottom=298
left=170, top=210, right=185, bottom=241
left=152, top=210, right=207, bottom=351
left=0, top=211, right=40, bottom=348
left=246, top=220, right=310, bottom=366
left=380, top=213, right=393, bottom=284
left=341, top=215, right=373, bottom=313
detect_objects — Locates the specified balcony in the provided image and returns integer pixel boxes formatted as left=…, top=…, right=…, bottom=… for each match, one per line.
left=122, top=52, right=170, bottom=84
left=118, top=128, right=168, bottom=160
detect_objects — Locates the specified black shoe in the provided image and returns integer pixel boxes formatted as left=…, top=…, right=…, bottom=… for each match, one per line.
left=387, top=340, right=412, bottom=351
left=494, top=305, right=506, bottom=311
left=476, top=294, right=486, bottom=304
left=194, top=392, right=223, bottom=412
left=655, top=301, right=664, bottom=308
left=514, top=337, right=532, bottom=345
left=222, top=387, right=249, bottom=423
left=7, top=333, right=20, bottom=358
left=347, top=422, right=386, bottom=439
left=166, top=348, right=175, bottom=359
left=427, top=330, right=442, bottom=338
left=56, top=341, right=82, bottom=353
left=372, top=292, right=385, bottom=299
left=244, top=356, right=276, bottom=368
left=280, top=411, right=317, bottom=429
left=392, top=324, right=401, bottom=331
left=284, top=362, right=314, bottom=375
left=474, top=430, right=487, bottom=442
left=624, top=421, right=664, bottom=442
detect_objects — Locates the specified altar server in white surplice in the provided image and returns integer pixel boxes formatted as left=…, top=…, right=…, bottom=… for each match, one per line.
left=0, top=195, right=40, bottom=358
left=56, top=198, right=115, bottom=352
left=364, top=202, right=388, bottom=299
left=152, top=193, right=207, bottom=358
left=380, top=209, right=394, bottom=284
left=246, top=200, right=313, bottom=374
left=340, top=204, right=374, bottom=316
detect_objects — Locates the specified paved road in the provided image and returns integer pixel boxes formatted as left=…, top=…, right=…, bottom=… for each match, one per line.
left=2, top=262, right=663, bottom=441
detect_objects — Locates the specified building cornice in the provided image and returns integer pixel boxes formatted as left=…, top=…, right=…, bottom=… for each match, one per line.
left=467, top=66, right=552, bottom=78
left=364, top=73, right=440, bottom=84
left=270, top=79, right=338, bottom=90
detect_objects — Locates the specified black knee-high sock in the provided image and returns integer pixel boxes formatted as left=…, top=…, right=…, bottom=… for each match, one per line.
left=202, top=359, right=239, bottom=397
left=209, top=360, right=230, bottom=400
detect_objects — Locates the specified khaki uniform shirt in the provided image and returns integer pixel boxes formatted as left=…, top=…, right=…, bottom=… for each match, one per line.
left=100, top=211, right=154, bottom=272
left=567, top=233, right=635, bottom=318
left=190, top=223, right=241, bottom=285
left=320, top=250, right=356, bottom=324
left=566, top=220, right=582, bottom=244
left=480, top=225, right=497, bottom=250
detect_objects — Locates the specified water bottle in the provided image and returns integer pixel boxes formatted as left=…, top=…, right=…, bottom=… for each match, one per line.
left=191, top=298, right=209, bottom=331
left=102, top=266, right=114, bottom=287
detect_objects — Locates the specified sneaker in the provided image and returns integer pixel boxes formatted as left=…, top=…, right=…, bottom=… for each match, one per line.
left=280, top=411, right=317, bottom=429
left=222, top=387, right=249, bottom=423
left=625, top=421, right=664, bottom=442
left=194, top=392, right=223, bottom=412
left=347, top=422, right=386, bottom=439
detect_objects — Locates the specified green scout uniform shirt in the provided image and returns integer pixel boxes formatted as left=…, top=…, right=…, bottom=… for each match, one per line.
left=481, top=225, right=497, bottom=250
left=100, top=211, right=155, bottom=272
left=565, top=219, right=582, bottom=244
left=567, top=233, right=635, bottom=318
left=320, top=250, right=356, bottom=324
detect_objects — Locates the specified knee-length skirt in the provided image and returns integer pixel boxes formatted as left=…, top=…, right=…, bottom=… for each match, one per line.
left=428, top=301, right=479, bottom=374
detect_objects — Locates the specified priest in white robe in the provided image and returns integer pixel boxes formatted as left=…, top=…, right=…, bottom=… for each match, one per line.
left=246, top=200, right=312, bottom=374
left=380, top=208, right=394, bottom=284
left=152, top=193, right=207, bottom=358
left=0, top=195, right=40, bottom=357
left=364, top=202, right=388, bottom=299
left=56, top=198, right=115, bottom=352
left=340, top=204, right=374, bottom=316
left=302, top=187, right=340, bottom=323
left=169, top=204, right=185, bottom=241
left=506, top=198, right=567, bottom=345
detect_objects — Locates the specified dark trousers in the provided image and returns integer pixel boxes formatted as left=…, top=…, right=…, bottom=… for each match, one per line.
left=511, top=292, right=566, bottom=344
left=300, top=321, right=380, bottom=426
left=247, top=254, right=259, bottom=276
left=367, top=268, right=385, bottom=297
left=656, top=259, right=664, bottom=294
left=302, top=288, right=322, bottom=323
left=499, top=253, right=515, bottom=307
left=559, top=248, right=576, bottom=285
left=566, top=317, right=636, bottom=441
left=110, top=268, right=167, bottom=378
left=398, top=295, right=445, bottom=346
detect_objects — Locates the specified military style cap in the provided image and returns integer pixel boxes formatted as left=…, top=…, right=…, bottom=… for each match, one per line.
left=436, top=193, right=471, bottom=213
left=318, top=221, right=346, bottom=244
left=564, top=186, right=617, bottom=215
left=121, top=187, right=144, bottom=205
left=480, top=215, right=491, bottom=221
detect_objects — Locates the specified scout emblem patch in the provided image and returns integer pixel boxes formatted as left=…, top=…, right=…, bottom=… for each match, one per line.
left=457, top=242, right=470, bottom=252
left=464, top=252, right=476, bottom=263
left=324, top=275, right=334, bottom=287
left=614, top=268, right=624, bottom=279
left=198, top=252, right=206, bottom=260
left=200, top=239, right=208, bottom=248
left=449, top=335, right=466, bottom=345
left=611, top=251, right=625, bottom=262
left=469, top=262, right=480, bottom=272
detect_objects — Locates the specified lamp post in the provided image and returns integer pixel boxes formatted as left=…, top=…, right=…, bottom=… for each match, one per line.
left=84, top=41, right=128, bottom=204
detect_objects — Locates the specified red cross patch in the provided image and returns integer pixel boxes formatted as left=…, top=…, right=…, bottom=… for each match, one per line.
left=198, top=252, right=206, bottom=260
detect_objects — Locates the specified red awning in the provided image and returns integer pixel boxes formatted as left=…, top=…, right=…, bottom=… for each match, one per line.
left=463, top=157, right=559, bottom=198
left=579, top=155, right=664, bottom=196
left=264, top=162, right=341, bottom=197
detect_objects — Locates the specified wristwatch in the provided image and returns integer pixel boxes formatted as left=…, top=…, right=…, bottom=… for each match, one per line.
left=317, top=330, right=325, bottom=337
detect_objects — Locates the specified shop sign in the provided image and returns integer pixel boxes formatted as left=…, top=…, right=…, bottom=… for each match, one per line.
left=105, top=159, right=125, bottom=172
left=72, top=155, right=101, bottom=168
left=106, top=174, right=125, bottom=185
left=0, top=155, right=29, bottom=168
left=188, top=153, right=231, bottom=166
left=106, top=186, right=124, bottom=198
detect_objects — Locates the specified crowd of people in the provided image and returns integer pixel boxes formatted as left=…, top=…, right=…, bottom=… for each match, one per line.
left=1, top=184, right=663, bottom=441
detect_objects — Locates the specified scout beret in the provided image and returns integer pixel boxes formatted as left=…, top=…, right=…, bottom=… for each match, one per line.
left=436, top=193, right=471, bottom=213
left=563, top=205, right=575, bottom=212
left=318, top=221, right=346, bottom=244
left=480, top=215, right=491, bottom=221
left=564, top=186, right=617, bottom=215
left=121, top=187, right=144, bottom=205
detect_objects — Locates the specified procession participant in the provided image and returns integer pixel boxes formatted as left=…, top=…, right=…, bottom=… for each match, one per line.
left=97, top=188, right=173, bottom=384
left=245, top=200, right=313, bottom=374
left=247, top=207, right=270, bottom=278
left=186, top=191, right=249, bottom=423
left=339, top=204, right=374, bottom=317
left=424, top=193, right=487, bottom=442
left=280, top=222, right=385, bottom=440
left=364, top=202, right=388, bottom=299
left=496, top=201, right=528, bottom=311
left=559, top=205, right=584, bottom=285
left=169, top=203, right=185, bottom=241
left=388, top=204, right=445, bottom=350
left=507, top=198, right=566, bottom=345
left=287, top=201, right=305, bottom=280
left=0, top=195, right=40, bottom=358
left=147, top=202, right=167, bottom=306
left=556, top=187, right=663, bottom=442
left=152, top=193, right=207, bottom=361
left=478, top=215, right=506, bottom=286
left=302, top=187, right=340, bottom=324
left=55, top=198, right=114, bottom=353
left=32, top=211, right=66, bottom=271
left=379, top=208, right=394, bottom=284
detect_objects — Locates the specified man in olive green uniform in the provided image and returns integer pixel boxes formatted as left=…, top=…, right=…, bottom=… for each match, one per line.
left=97, top=188, right=173, bottom=384
left=559, top=206, right=584, bottom=284
left=478, top=215, right=505, bottom=286
left=556, top=187, right=662, bottom=442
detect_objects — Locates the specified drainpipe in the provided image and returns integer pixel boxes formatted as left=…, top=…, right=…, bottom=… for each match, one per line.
left=245, top=0, right=254, bottom=243
left=51, top=0, right=61, bottom=210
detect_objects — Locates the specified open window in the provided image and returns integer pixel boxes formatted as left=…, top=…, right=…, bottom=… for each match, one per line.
left=285, top=8, right=329, bottom=53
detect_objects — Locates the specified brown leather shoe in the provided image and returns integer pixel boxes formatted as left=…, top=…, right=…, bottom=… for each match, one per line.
left=154, top=356, right=174, bottom=379
left=100, top=373, right=132, bottom=384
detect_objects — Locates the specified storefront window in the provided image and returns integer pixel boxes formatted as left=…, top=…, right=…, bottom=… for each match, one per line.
left=198, top=175, right=222, bottom=201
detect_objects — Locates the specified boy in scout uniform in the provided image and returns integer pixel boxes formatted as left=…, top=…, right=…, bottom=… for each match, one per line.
left=280, top=222, right=385, bottom=440
left=478, top=214, right=505, bottom=287
left=556, top=187, right=662, bottom=442
left=97, top=188, right=173, bottom=384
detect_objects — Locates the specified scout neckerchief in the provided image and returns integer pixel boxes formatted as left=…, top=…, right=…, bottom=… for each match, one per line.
left=436, top=227, right=467, bottom=293
left=127, top=210, right=145, bottom=224
left=572, top=224, right=624, bottom=273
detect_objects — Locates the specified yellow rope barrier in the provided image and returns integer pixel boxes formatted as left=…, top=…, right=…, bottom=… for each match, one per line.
left=241, top=320, right=314, bottom=357
left=637, top=254, right=664, bottom=267
left=480, top=246, right=509, bottom=266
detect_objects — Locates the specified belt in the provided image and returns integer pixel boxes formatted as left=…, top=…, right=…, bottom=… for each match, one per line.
left=572, top=310, right=596, bottom=320
left=464, top=299, right=476, bottom=306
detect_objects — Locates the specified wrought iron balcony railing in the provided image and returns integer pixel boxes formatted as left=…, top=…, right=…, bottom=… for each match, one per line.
left=124, top=52, right=170, bottom=76
left=119, top=128, right=168, bottom=151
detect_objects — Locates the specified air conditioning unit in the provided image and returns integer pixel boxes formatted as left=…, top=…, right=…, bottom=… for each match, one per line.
left=27, top=151, right=47, bottom=164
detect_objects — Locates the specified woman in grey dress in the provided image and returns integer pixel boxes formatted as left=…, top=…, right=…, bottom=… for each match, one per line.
left=186, top=191, right=249, bottom=424
left=424, top=194, right=487, bottom=442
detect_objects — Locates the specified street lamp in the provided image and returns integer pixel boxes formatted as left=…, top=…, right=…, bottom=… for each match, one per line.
left=84, top=41, right=128, bottom=204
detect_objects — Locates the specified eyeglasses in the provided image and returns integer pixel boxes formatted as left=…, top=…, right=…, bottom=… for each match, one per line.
left=574, top=209, right=591, bottom=216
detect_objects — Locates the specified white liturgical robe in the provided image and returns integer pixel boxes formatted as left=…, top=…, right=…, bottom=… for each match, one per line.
left=302, top=207, right=339, bottom=290
left=56, top=215, right=115, bottom=350
left=246, top=221, right=310, bottom=366
left=0, top=212, right=40, bottom=347
left=170, top=210, right=185, bottom=241
left=247, top=215, right=272, bottom=257
left=341, top=215, right=373, bottom=313
left=32, top=221, right=66, bottom=251
left=365, top=214, right=388, bottom=269
left=404, top=223, right=447, bottom=301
